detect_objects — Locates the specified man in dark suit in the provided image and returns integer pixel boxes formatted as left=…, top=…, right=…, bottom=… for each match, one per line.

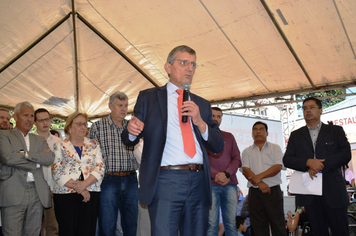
left=0, top=102, right=55, bottom=236
left=122, top=45, right=224, bottom=236
left=283, top=97, right=351, bottom=236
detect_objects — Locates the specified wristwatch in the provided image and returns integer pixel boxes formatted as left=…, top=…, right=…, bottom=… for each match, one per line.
left=223, top=171, right=230, bottom=178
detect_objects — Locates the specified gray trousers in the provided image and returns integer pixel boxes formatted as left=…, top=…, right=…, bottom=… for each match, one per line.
left=1, top=182, right=44, bottom=236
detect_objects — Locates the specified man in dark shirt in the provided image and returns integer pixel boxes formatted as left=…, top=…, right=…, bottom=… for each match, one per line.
left=207, top=107, right=241, bottom=236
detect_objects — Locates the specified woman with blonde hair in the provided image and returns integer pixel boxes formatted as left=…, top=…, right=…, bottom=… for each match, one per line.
left=52, top=112, right=105, bottom=236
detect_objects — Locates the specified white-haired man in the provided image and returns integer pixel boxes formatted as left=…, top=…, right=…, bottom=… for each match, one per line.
left=0, top=102, right=54, bottom=236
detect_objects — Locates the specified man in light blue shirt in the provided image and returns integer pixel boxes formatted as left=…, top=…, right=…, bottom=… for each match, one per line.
left=122, top=45, right=224, bottom=236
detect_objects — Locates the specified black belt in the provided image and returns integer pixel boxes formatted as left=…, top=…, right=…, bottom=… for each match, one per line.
left=106, top=171, right=136, bottom=176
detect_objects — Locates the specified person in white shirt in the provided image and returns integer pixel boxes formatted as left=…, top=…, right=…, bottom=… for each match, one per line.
left=34, top=108, right=62, bottom=236
left=241, top=121, right=286, bottom=236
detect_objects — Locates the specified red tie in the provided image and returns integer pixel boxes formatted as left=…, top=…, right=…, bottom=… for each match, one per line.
left=176, top=89, right=196, bottom=158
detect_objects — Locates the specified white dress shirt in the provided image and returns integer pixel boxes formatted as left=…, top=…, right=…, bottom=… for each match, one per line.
left=241, top=141, right=283, bottom=188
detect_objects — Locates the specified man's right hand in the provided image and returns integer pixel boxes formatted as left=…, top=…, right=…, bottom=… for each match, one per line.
left=127, top=116, right=144, bottom=136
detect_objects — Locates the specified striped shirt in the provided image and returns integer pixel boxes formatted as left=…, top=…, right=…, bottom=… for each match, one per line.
left=89, top=115, right=138, bottom=172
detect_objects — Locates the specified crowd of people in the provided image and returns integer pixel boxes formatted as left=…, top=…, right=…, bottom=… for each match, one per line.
left=0, top=45, right=352, bottom=236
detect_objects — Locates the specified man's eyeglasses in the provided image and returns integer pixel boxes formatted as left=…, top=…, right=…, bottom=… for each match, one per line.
left=37, top=118, right=51, bottom=123
left=73, top=122, right=87, bottom=127
left=176, top=59, right=198, bottom=68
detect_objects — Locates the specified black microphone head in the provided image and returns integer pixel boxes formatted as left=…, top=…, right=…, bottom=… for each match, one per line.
left=182, top=83, right=190, bottom=91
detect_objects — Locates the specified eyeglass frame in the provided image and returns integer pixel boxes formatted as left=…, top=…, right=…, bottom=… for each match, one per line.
left=72, top=122, right=88, bottom=127
left=176, top=59, right=198, bottom=68
left=36, top=118, right=51, bottom=123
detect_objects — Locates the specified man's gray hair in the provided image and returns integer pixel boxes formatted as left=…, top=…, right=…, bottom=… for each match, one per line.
left=166, top=45, right=196, bottom=64
left=109, top=92, right=128, bottom=104
left=14, top=101, right=34, bottom=114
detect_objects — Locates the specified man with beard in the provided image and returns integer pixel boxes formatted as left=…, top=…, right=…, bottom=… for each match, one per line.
left=0, top=109, right=10, bottom=130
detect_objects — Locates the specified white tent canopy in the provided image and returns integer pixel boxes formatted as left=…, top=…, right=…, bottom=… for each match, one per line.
left=1, top=0, right=356, bottom=118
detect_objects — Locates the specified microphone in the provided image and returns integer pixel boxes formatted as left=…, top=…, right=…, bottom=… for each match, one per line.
left=182, top=83, right=190, bottom=123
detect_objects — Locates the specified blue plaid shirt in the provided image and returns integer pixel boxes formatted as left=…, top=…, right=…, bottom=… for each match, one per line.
left=89, top=115, right=138, bottom=172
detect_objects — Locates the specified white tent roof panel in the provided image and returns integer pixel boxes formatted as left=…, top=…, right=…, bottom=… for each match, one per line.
left=1, top=0, right=355, bottom=118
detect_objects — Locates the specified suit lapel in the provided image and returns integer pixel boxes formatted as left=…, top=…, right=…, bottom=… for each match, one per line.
left=29, top=134, right=36, bottom=152
left=12, top=128, right=27, bottom=151
left=157, top=85, right=168, bottom=134
left=64, top=139, right=81, bottom=161
left=301, top=126, right=314, bottom=150
left=316, top=123, right=327, bottom=148
left=188, top=93, right=203, bottom=143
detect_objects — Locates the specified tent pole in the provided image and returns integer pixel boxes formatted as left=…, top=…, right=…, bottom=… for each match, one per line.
left=76, top=12, right=159, bottom=88
left=0, top=13, right=72, bottom=74
left=259, top=0, right=316, bottom=89
left=71, top=0, right=80, bottom=112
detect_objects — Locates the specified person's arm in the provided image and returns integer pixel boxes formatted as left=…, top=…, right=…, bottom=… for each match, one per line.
left=52, top=142, right=73, bottom=188
left=242, top=166, right=261, bottom=183
left=75, top=147, right=105, bottom=193
left=0, top=131, right=36, bottom=172
left=213, top=132, right=241, bottom=186
left=252, top=164, right=282, bottom=185
left=26, top=136, right=55, bottom=166
left=122, top=91, right=145, bottom=147
left=73, top=175, right=98, bottom=194
left=201, top=103, right=224, bottom=154
left=321, top=126, right=351, bottom=173
left=224, top=132, right=242, bottom=176
left=283, top=131, right=311, bottom=172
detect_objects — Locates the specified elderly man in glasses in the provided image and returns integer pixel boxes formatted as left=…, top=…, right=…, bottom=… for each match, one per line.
left=122, top=45, right=224, bottom=236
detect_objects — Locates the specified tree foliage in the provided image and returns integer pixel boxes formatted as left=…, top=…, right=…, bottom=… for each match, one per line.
left=296, top=89, right=346, bottom=110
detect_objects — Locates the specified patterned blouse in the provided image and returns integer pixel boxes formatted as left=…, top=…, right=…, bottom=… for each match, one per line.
left=52, top=137, right=105, bottom=194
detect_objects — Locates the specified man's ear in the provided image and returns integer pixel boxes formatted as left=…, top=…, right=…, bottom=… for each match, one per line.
left=266, top=132, right=269, bottom=137
left=164, top=62, right=171, bottom=76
